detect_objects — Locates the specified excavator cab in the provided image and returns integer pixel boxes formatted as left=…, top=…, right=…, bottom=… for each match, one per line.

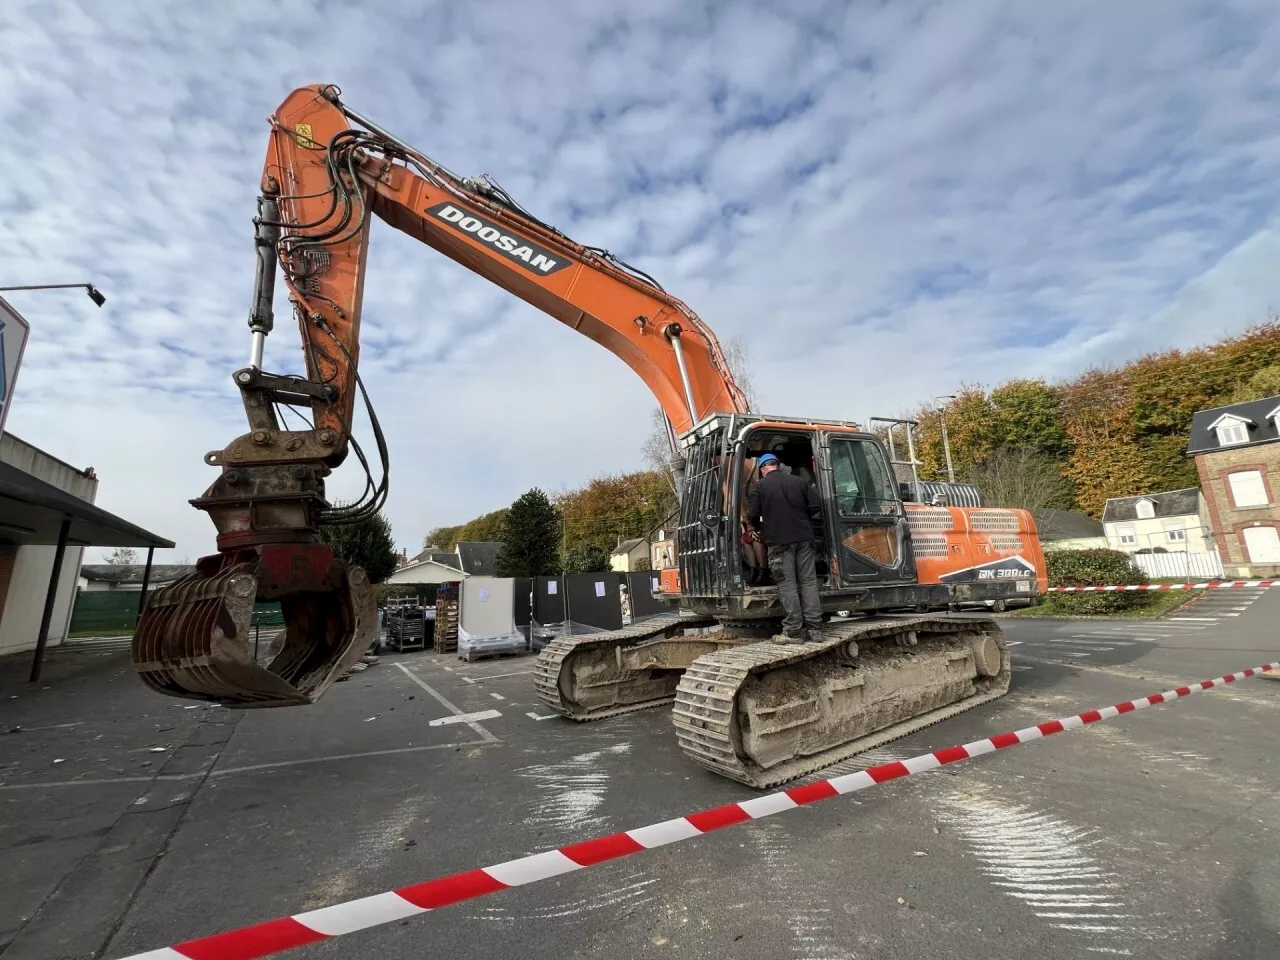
left=672, top=413, right=1043, bottom=621
left=675, top=414, right=917, bottom=621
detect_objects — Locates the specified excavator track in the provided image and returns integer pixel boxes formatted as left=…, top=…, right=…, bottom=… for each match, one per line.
left=673, top=616, right=1010, bottom=788
left=534, top=613, right=718, bottom=720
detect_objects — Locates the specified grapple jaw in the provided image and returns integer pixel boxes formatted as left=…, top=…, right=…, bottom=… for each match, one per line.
left=132, top=542, right=375, bottom=708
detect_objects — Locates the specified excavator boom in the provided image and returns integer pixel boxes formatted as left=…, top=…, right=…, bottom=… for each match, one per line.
left=134, top=84, right=747, bottom=707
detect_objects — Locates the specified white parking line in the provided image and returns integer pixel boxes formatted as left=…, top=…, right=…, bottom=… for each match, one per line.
left=526, top=712, right=558, bottom=721
left=428, top=710, right=503, bottom=727
left=1006, top=641, right=1023, bottom=646
left=462, top=670, right=533, bottom=685
left=490, top=692, right=505, bottom=700
left=1169, top=617, right=1220, bottom=622
left=394, top=663, right=499, bottom=742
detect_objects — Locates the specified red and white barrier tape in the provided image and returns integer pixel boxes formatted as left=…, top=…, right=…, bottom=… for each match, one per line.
left=1045, top=579, right=1276, bottom=593
left=119, top=660, right=1280, bottom=960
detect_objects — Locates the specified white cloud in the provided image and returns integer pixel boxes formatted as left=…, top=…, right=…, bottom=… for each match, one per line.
left=2, top=0, right=1280, bottom=562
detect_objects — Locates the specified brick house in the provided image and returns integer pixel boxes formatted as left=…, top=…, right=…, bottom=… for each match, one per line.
left=1186, top=394, right=1280, bottom=577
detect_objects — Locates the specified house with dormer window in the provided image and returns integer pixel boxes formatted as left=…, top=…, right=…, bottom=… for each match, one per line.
left=1187, top=394, right=1280, bottom=577
left=1101, top=488, right=1212, bottom=555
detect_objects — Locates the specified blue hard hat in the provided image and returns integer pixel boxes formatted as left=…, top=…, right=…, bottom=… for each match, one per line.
left=758, top=453, right=780, bottom=467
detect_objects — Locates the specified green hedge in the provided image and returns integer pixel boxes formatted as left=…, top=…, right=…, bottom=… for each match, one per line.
left=1043, top=549, right=1150, bottom=614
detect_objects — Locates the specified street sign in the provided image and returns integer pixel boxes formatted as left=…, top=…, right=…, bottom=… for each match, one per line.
left=0, top=296, right=31, bottom=437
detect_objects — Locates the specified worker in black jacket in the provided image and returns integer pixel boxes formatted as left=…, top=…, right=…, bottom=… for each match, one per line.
left=745, top=454, right=824, bottom=642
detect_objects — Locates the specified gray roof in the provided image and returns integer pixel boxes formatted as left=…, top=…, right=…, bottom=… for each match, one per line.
left=408, top=549, right=460, bottom=569
left=1031, top=509, right=1104, bottom=541
left=80, top=564, right=194, bottom=584
left=456, top=541, right=504, bottom=575
left=1186, top=394, right=1280, bottom=455
left=1101, top=488, right=1201, bottom=524
left=612, top=538, right=646, bottom=555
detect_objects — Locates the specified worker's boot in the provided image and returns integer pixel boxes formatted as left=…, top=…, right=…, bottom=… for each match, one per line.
left=806, top=627, right=825, bottom=644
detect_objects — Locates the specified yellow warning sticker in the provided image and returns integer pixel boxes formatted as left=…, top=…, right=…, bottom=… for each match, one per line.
left=294, top=123, right=315, bottom=148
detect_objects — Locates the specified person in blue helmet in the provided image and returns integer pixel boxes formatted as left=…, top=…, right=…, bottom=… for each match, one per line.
left=744, top=453, right=824, bottom=643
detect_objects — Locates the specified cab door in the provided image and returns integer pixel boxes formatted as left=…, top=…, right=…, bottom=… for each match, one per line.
left=819, top=433, right=915, bottom=585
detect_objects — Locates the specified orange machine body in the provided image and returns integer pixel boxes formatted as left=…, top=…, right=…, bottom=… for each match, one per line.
left=904, top=504, right=1048, bottom=594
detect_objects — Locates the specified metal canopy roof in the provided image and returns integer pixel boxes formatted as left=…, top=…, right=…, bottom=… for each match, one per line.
left=0, top=460, right=173, bottom=548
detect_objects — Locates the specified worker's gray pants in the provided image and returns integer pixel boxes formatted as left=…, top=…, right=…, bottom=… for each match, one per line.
left=768, top=541, right=823, bottom=637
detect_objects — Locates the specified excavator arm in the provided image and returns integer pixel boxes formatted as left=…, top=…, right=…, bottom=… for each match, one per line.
left=132, top=84, right=747, bottom=707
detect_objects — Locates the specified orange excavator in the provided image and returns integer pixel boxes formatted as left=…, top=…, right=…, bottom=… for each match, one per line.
left=133, top=85, right=1047, bottom=787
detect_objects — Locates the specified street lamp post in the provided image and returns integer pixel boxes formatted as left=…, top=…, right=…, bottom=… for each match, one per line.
left=0, top=283, right=106, bottom=307
left=936, top=395, right=957, bottom=484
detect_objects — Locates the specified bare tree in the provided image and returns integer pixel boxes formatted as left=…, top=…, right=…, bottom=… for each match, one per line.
left=641, top=408, right=680, bottom=496
left=640, top=335, right=759, bottom=493
left=106, top=546, right=137, bottom=565
left=963, top=447, right=1073, bottom=512
left=719, top=335, right=759, bottom=411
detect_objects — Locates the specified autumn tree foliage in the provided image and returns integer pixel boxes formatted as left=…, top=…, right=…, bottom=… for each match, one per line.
left=905, top=320, right=1280, bottom=517
left=424, top=508, right=509, bottom=551
left=556, top=471, right=676, bottom=557
left=427, top=470, right=674, bottom=570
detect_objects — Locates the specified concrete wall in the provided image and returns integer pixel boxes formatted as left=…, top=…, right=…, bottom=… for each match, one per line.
left=0, top=435, right=98, bottom=656
left=0, top=545, right=86, bottom=655
left=1196, top=443, right=1280, bottom=577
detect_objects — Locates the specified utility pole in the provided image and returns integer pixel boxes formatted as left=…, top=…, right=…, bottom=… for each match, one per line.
left=936, top=395, right=957, bottom=484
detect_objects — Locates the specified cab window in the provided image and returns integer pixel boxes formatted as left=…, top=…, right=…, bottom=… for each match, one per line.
left=830, top=439, right=898, bottom=515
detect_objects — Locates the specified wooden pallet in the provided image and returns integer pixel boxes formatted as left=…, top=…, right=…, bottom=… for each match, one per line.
left=433, top=597, right=459, bottom=653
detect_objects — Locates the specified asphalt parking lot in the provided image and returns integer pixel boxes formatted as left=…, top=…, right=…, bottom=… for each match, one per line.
left=2, top=588, right=1278, bottom=960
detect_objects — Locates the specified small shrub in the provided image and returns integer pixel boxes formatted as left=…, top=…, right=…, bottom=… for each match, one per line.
left=1043, top=549, right=1149, bottom=614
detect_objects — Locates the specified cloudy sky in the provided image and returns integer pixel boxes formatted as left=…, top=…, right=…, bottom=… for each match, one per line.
left=4, top=0, right=1279, bottom=562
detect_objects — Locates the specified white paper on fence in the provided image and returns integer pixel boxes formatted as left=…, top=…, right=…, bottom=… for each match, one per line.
left=651, top=577, right=659, bottom=592
left=460, top=576, right=516, bottom=639
left=594, top=580, right=606, bottom=598
left=546, top=580, right=558, bottom=595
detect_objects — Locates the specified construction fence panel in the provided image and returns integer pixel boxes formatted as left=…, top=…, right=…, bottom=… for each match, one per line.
left=1131, top=551, right=1225, bottom=580
left=513, top=577, right=533, bottom=628
left=564, top=572, right=623, bottom=632
left=626, top=571, right=669, bottom=621
left=533, top=576, right=566, bottom=625
left=70, top=590, right=282, bottom=634
left=69, top=591, right=148, bottom=633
